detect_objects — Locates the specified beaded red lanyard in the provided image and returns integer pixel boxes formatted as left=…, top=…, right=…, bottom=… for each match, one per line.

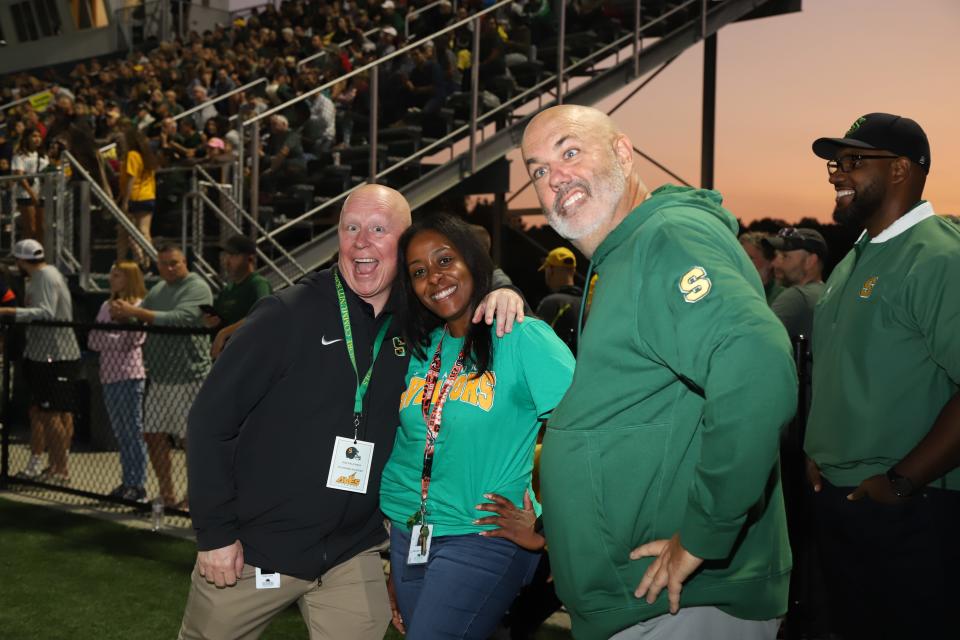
left=408, top=329, right=465, bottom=527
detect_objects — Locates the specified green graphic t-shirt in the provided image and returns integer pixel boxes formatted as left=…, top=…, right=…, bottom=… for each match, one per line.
left=380, top=319, right=574, bottom=537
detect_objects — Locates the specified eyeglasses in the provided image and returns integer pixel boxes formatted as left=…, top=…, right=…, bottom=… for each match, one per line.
left=827, top=154, right=898, bottom=175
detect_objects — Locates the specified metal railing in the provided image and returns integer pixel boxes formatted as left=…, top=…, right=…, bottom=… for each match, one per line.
left=0, top=88, right=54, bottom=115
left=109, top=0, right=719, bottom=284
left=296, top=25, right=385, bottom=70
left=64, top=150, right=158, bottom=267
left=240, top=0, right=516, bottom=227
left=172, top=77, right=268, bottom=125
left=192, top=0, right=675, bottom=271
left=192, top=165, right=305, bottom=286
left=404, top=0, right=458, bottom=39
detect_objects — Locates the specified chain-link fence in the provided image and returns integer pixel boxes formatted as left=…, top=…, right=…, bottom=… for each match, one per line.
left=0, top=318, right=211, bottom=524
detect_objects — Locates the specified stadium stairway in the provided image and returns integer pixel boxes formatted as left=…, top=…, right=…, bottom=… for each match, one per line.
left=239, top=0, right=794, bottom=291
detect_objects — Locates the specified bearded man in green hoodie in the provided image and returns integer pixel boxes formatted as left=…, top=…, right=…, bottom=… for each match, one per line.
left=521, top=105, right=798, bottom=639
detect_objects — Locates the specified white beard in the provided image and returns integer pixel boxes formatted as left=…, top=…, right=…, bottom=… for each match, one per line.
left=546, top=158, right=626, bottom=241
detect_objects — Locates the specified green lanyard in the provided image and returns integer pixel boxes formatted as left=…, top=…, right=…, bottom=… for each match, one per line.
left=334, top=270, right=392, bottom=437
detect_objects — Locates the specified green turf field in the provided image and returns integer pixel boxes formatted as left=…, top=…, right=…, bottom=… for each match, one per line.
left=0, top=497, right=570, bottom=639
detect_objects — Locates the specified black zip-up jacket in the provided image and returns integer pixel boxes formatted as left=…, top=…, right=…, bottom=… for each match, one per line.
left=187, top=267, right=409, bottom=580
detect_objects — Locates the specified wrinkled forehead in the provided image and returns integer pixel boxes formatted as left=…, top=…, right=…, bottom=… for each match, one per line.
left=522, top=114, right=593, bottom=159
left=340, top=194, right=404, bottom=229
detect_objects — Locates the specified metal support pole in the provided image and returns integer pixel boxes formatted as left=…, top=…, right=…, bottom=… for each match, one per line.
left=701, top=0, right=708, bottom=40
left=1, top=333, right=11, bottom=486
left=493, top=192, right=504, bottom=266
left=235, top=116, right=245, bottom=215
left=369, top=65, right=379, bottom=183
left=160, top=0, right=169, bottom=43
left=194, top=189, right=203, bottom=267
left=250, top=119, right=260, bottom=230
left=79, top=182, right=91, bottom=287
left=701, top=33, right=717, bottom=190
left=557, top=0, right=567, bottom=104
left=185, top=169, right=196, bottom=256
left=469, top=24, right=480, bottom=173
left=633, top=0, right=642, bottom=78
left=52, top=169, right=65, bottom=270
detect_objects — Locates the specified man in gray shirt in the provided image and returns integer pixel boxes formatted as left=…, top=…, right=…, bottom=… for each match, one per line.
left=763, top=227, right=827, bottom=340
left=111, top=243, right=212, bottom=508
left=1, top=239, right=81, bottom=485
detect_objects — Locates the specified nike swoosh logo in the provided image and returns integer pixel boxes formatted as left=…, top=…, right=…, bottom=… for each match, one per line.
left=321, top=336, right=343, bottom=346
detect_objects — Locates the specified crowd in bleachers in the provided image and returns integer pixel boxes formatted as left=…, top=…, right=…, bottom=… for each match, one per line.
left=0, top=0, right=624, bottom=251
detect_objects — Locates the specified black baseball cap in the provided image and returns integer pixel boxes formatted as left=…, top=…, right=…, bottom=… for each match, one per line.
left=812, top=113, right=930, bottom=173
left=220, top=234, right=257, bottom=255
left=762, top=228, right=828, bottom=259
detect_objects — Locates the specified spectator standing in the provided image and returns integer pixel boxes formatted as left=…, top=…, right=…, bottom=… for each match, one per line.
left=761, top=227, right=827, bottom=637
left=739, top=231, right=783, bottom=305
left=2, top=239, right=81, bottom=485
left=306, top=88, right=337, bottom=155
left=521, top=106, right=796, bottom=639
left=212, top=68, right=237, bottom=115
left=762, top=227, right=827, bottom=339
left=118, top=127, right=158, bottom=269
left=189, top=85, right=219, bottom=133
left=88, top=262, right=148, bottom=502
left=205, top=234, right=272, bottom=330
left=535, top=246, right=582, bottom=355
left=110, top=243, right=212, bottom=508
left=805, top=113, right=960, bottom=640
left=178, top=184, right=523, bottom=639
left=261, top=114, right=306, bottom=193
left=380, top=214, right=574, bottom=637
left=11, top=127, right=48, bottom=241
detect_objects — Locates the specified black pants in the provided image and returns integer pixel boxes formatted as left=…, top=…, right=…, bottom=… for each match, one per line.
left=812, top=479, right=960, bottom=640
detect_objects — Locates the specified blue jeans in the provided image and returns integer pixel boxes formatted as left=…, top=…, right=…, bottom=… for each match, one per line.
left=103, top=379, right=147, bottom=488
left=390, top=526, right=540, bottom=640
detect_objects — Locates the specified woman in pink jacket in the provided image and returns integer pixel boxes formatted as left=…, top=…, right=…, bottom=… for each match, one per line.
left=88, top=262, right=148, bottom=502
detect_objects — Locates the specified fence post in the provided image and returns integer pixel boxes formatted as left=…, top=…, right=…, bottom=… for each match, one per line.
left=0, top=324, right=11, bottom=486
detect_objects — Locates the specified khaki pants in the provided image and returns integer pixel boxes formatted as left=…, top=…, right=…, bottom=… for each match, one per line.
left=178, top=546, right=390, bottom=640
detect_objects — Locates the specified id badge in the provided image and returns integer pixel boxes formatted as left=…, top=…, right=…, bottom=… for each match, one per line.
left=407, top=524, right=434, bottom=565
left=255, top=567, right=281, bottom=589
left=325, top=436, right=374, bottom=493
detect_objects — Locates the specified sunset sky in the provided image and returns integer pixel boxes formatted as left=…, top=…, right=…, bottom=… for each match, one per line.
left=506, top=0, right=960, bottom=223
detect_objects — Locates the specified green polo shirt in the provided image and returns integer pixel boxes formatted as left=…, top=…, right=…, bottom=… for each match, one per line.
left=805, top=202, right=960, bottom=490
left=213, top=273, right=273, bottom=326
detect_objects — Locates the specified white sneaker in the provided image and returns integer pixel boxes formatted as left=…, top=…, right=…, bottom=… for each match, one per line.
left=14, top=455, right=43, bottom=479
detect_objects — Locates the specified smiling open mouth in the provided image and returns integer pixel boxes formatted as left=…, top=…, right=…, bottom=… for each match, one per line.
left=431, top=285, right=457, bottom=301
left=554, top=182, right=591, bottom=216
left=354, top=258, right=378, bottom=274
left=835, top=189, right=855, bottom=201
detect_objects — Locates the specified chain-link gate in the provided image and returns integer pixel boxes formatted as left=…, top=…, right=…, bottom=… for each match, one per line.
left=0, top=318, right=211, bottom=526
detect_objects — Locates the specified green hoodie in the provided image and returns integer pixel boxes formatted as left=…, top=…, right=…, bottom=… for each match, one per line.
left=541, top=186, right=797, bottom=639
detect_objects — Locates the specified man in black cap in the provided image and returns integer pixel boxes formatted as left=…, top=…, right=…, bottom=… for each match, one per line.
left=804, top=113, right=960, bottom=639
left=204, top=234, right=272, bottom=332
left=762, top=227, right=826, bottom=340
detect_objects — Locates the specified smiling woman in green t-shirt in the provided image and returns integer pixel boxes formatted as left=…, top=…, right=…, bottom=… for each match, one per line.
left=380, top=214, right=574, bottom=639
